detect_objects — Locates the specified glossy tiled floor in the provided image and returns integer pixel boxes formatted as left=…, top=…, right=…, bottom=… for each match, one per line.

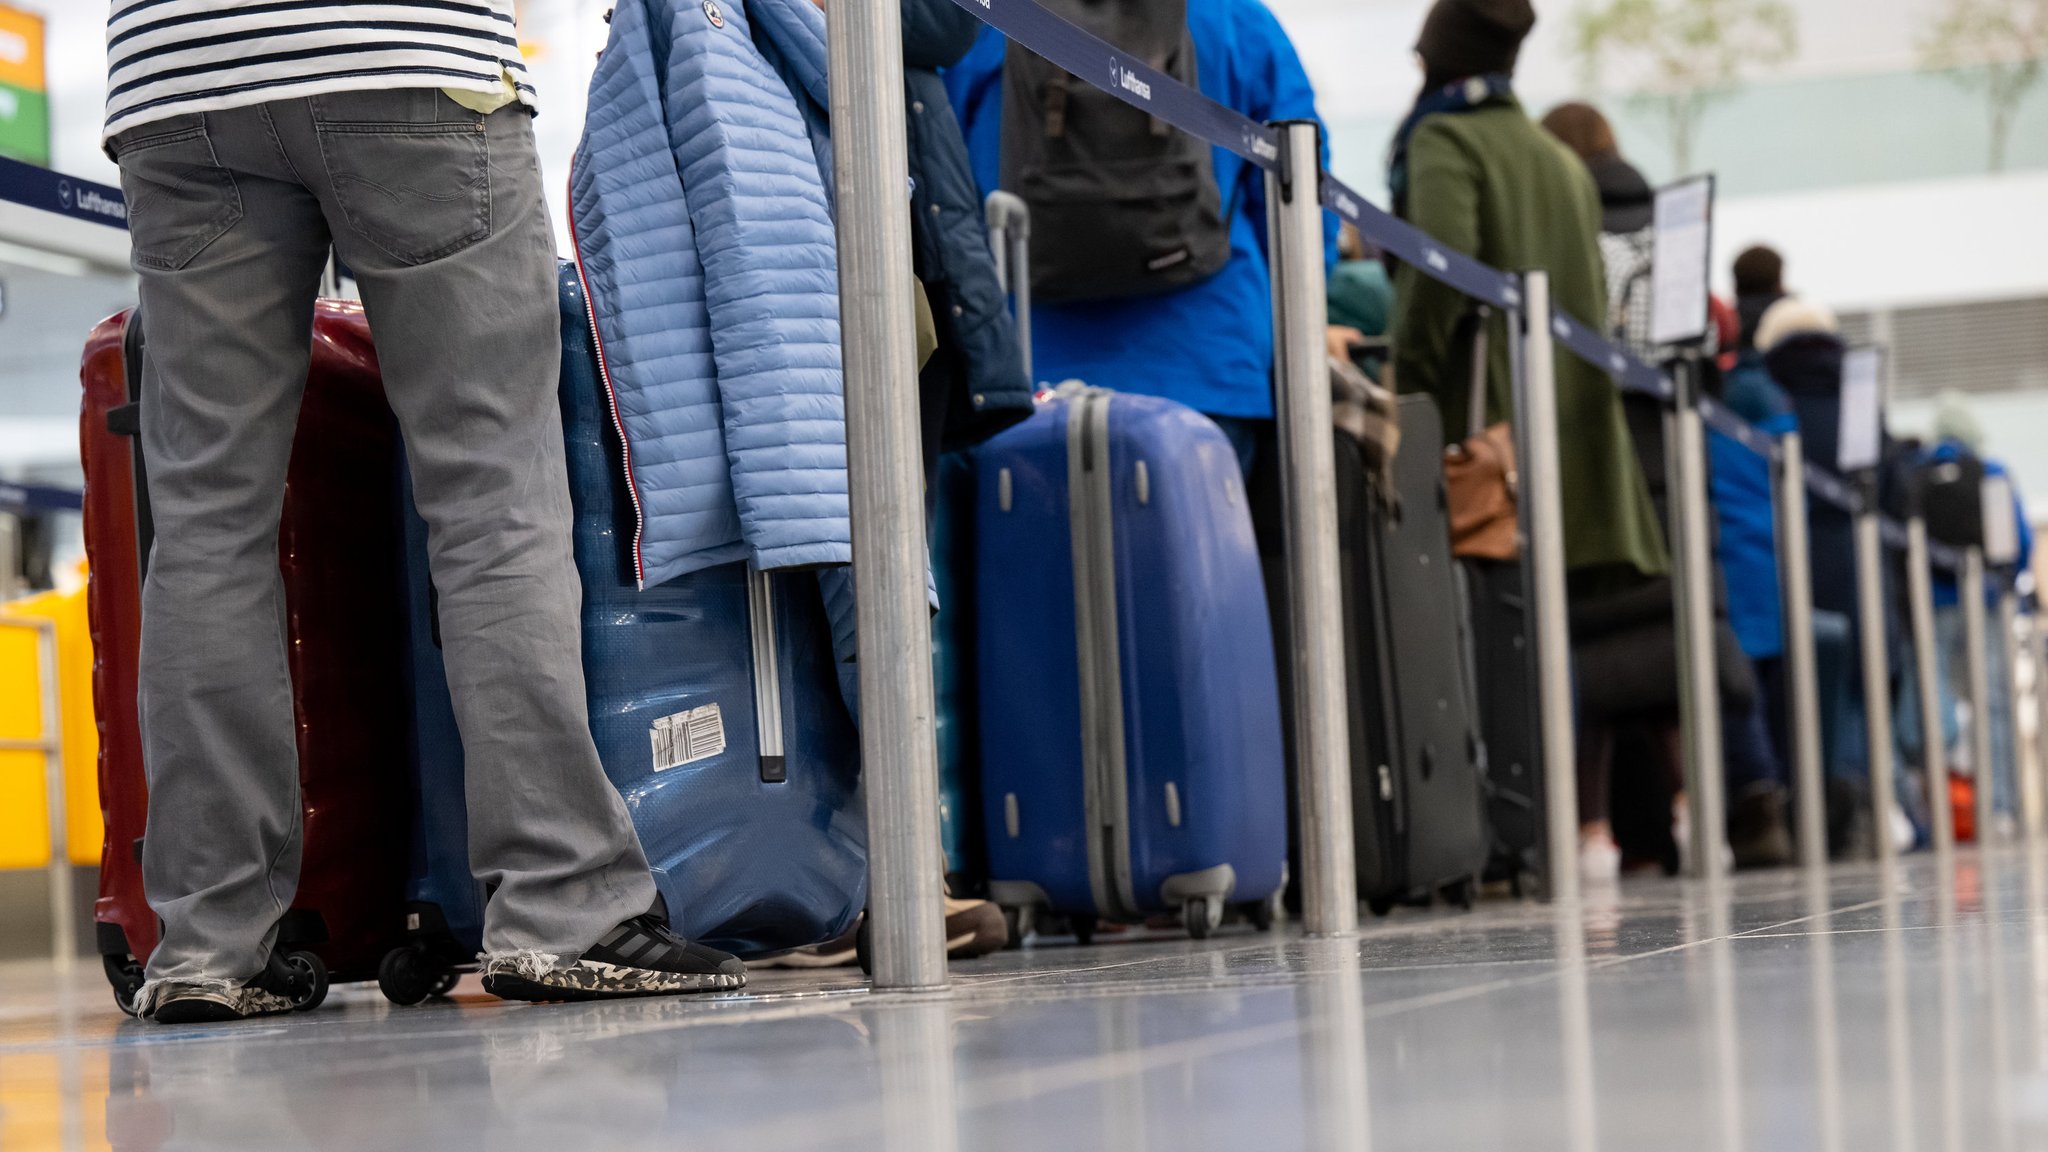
left=6, top=850, right=2048, bottom=1150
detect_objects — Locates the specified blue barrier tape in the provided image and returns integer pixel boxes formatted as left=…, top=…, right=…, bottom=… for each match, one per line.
left=1879, top=517, right=1908, bottom=551
left=0, top=155, right=126, bottom=230
left=944, top=0, right=1280, bottom=169
left=1318, top=175, right=1519, bottom=312
left=0, top=483, right=84, bottom=513
left=1698, top=394, right=1780, bottom=461
left=1805, top=467, right=1861, bottom=513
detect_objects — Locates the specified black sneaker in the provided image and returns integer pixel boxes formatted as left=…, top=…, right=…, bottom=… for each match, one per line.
left=143, top=949, right=326, bottom=1025
left=481, top=914, right=746, bottom=1002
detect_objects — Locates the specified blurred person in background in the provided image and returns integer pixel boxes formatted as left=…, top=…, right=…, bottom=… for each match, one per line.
left=1922, top=391, right=2032, bottom=837
left=1539, top=101, right=1656, bottom=358
left=1759, top=295, right=1910, bottom=856
left=1328, top=222, right=1393, bottom=380
left=1707, top=299, right=1801, bottom=866
left=1734, top=245, right=1787, bottom=353
left=945, top=0, right=1336, bottom=476
left=1385, top=0, right=1668, bottom=883
left=1541, top=103, right=1796, bottom=868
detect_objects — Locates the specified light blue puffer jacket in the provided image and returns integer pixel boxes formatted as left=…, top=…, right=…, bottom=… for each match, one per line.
left=571, top=0, right=850, bottom=589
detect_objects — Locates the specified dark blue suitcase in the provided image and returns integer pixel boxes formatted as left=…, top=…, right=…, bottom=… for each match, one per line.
left=931, top=450, right=984, bottom=889
left=974, top=387, right=1288, bottom=939
left=383, top=266, right=867, bottom=1000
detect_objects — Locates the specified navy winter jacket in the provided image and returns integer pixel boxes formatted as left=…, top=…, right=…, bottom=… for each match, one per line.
left=902, top=0, right=1033, bottom=452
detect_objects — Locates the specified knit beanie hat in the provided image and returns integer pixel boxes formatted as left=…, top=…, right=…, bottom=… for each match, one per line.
left=1416, top=0, right=1537, bottom=83
left=1754, top=296, right=1839, bottom=354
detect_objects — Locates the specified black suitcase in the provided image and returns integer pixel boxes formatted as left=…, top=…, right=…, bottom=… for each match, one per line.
left=1461, top=557, right=1545, bottom=887
left=1345, top=395, right=1490, bottom=913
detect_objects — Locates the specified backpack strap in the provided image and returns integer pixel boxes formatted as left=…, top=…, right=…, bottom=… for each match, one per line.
left=1044, top=71, right=1070, bottom=139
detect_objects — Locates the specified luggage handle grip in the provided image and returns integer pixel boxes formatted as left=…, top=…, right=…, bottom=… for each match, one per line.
left=107, top=402, right=141, bottom=438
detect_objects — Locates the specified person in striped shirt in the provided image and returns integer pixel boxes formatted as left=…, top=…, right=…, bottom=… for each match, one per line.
left=106, top=1, right=747, bottom=1023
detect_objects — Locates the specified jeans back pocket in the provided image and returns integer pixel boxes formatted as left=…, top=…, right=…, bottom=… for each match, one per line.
left=113, top=115, right=244, bottom=273
left=311, top=91, right=492, bottom=267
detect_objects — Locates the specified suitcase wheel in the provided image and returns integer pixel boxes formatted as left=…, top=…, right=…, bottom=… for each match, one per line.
left=1068, top=915, right=1097, bottom=947
left=280, top=949, right=329, bottom=1012
left=102, top=953, right=145, bottom=1017
left=855, top=915, right=873, bottom=977
left=1366, top=896, right=1396, bottom=918
left=378, top=945, right=454, bottom=1007
left=1181, top=897, right=1223, bottom=940
left=1440, top=876, right=1478, bottom=911
left=1244, top=891, right=1282, bottom=933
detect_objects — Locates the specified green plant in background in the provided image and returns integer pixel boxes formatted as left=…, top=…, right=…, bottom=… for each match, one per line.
left=1920, top=0, right=2048, bottom=172
left=1570, top=0, right=1797, bottom=176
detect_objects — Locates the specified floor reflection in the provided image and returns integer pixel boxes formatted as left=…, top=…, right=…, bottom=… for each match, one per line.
left=6, top=851, right=2048, bottom=1151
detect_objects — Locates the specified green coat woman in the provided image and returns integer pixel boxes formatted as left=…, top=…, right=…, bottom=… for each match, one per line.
left=1389, top=95, right=1667, bottom=584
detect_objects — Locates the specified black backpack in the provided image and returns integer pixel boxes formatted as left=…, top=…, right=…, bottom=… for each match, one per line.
left=1921, top=452, right=1988, bottom=549
left=999, top=0, right=1231, bottom=303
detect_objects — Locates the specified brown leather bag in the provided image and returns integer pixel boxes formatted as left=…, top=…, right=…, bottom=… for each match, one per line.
left=1441, top=307, right=1519, bottom=560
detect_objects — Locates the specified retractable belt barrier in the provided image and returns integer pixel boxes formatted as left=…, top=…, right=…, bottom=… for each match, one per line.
left=0, top=484, right=83, bottom=514
left=937, top=0, right=1961, bottom=568
left=0, top=155, right=127, bottom=231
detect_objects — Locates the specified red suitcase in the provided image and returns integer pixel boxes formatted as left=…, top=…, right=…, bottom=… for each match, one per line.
left=82, top=305, right=414, bottom=1013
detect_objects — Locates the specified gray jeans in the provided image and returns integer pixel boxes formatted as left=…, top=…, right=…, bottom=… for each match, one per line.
left=112, top=91, right=656, bottom=985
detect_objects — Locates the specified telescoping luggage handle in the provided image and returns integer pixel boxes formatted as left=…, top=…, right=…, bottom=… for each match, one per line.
left=746, top=568, right=787, bottom=784
left=105, top=312, right=156, bottom=587
left=985, top=191, right=1033, bottom=384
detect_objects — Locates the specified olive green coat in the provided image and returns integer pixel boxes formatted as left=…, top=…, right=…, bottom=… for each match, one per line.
left=1390, top=99, right=1668, bottom=578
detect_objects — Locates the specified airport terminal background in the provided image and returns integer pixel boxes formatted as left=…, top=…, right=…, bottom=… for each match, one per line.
left=3, top=0, right=2048, bottom=1148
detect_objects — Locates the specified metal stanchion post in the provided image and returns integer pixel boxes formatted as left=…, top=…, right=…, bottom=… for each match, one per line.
left=1964, top=547, right=1996, bottom=846
left=1854, top=508, right=1899, bottom=864
left=826, top=0, right=948, bottom=991
left=1774, top=434, right=1829, bottom=871
left=1997, top=585, right=2031, bottom=843
left=1515, top=272, right=1580, bottom=904
left=1667, top=360, right=1726, bottom=882
left=1908, top=518, right=1955, bottom=858
left=1265, top=120, right=1356, bottom=936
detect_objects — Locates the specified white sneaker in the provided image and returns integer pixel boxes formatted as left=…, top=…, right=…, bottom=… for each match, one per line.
left=1580, top=834, right=1622, bottom=886
left=1889, top=802, right=1917, bottom=854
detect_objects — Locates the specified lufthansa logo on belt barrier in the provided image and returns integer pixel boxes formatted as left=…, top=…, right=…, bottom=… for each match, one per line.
left=1107, top=59, right=1151, bottom=101
left=56, top=179, right=70, bottom=209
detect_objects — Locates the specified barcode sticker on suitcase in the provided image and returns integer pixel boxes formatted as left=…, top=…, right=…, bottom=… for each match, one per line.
left=651, top=704, right=725, bottom=772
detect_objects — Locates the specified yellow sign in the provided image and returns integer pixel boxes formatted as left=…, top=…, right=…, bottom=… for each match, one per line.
left=0, top=5, right=43, bottom=96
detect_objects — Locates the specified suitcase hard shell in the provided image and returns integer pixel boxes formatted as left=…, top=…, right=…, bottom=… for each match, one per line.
left=1461, top=557, right=1545, bottom=886
left=82, top=306, right=413, bottom=1011
left=566, top=264, right=867, bottom=957
left=975, top=387, right=1288, bottom=938
left=1347, top=395, right=1489, bottom=911
left=931, top=449, right=986, bottom=891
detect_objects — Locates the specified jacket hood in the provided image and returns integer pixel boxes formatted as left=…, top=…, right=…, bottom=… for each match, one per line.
left=1763, top=331, right=1846, bottom=397
left=1587, top=152, right=1652, bottom=233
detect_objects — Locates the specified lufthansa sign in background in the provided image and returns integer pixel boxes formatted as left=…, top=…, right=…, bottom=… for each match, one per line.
left=0, top=5, right=44, bottom=167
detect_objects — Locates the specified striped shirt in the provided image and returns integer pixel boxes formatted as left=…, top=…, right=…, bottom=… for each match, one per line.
left=105, top=1, right=535, bottom=141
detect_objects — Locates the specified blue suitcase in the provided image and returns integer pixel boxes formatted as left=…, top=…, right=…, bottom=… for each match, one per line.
left=975, top=387, right=1288, bottom=939
left=382, top=266, right=867, bottom=1001
left=931, top=450, right=985, bottom=889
